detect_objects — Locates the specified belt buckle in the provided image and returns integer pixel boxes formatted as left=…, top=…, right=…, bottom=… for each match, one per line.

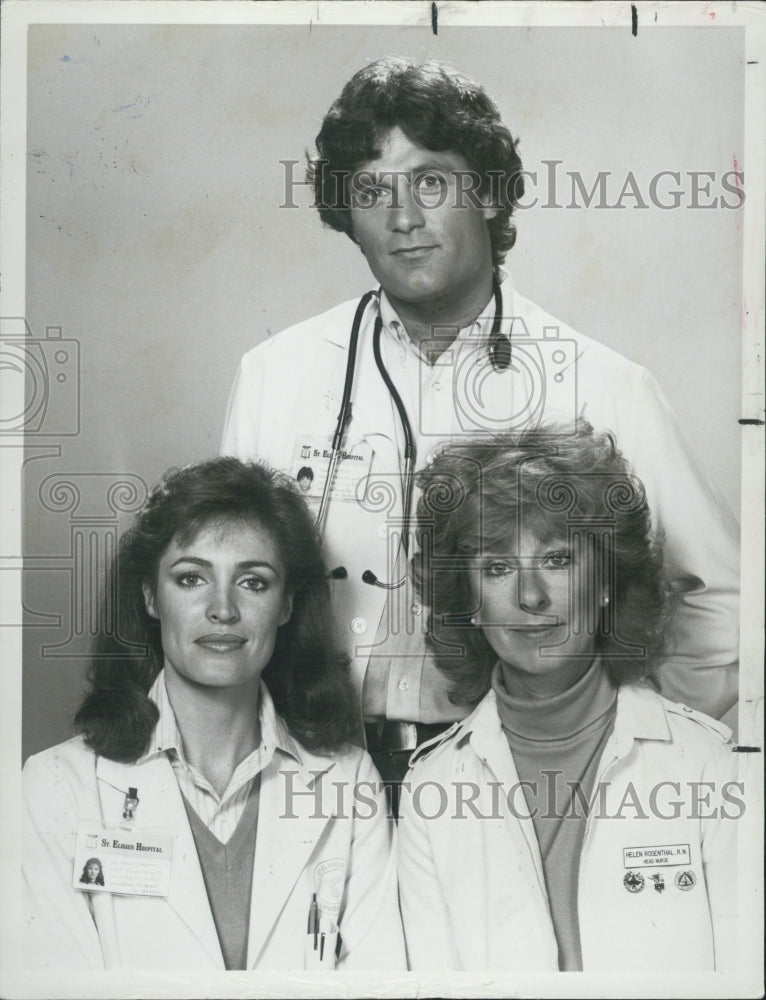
left=366, top=719, right=418, bottom=752
left=384, top=720, right=418, bottom=752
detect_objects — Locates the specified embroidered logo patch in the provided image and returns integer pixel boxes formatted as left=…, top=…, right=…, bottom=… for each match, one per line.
left=314, top=858, right=346, bottom=916
left=623, top=870, right=645, bottom=893
left=674, top=869, right=697, bottom=891
left=648, top=872, right=665, bottom=893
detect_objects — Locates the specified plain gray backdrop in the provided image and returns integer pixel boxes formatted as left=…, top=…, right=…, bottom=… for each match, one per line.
left=23, top=22, right=744, bottom=759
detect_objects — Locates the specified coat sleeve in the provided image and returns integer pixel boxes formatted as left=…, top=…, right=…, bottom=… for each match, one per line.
left=22, top=748, right=107, bottom=969
left=397, top=766, right=460, bottom=970
left=699, top=741, right=740, bottom=971
left=335, top=751, right=406, bottom=971
left=221, top=351, right=264, bottom=459
left=607, top=368, right=740, bottom=719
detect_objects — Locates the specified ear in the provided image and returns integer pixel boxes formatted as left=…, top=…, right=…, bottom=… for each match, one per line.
left=481, top=203, right=499, bottom=222
left=279, top=593, right=294, bottom=627
left=142, top=581, right=159, bottom=620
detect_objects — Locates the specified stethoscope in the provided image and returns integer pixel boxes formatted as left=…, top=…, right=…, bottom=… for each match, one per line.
left=318, top=275, right=511, bottom=589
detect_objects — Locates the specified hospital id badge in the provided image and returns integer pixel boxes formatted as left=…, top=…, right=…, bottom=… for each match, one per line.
left=289, top=436, right=373, bottom=502
left=73, top=825, right=173, bottom=897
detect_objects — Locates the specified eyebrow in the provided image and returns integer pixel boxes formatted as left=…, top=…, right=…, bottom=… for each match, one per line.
left=169, top=556, right=279, bottom=573
left=365, top=160, right=454, bottom=183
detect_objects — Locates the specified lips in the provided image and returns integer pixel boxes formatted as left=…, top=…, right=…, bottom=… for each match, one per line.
left=391, top=245, right=437, bottom=257
left=506, top=622, right=562, bottom=639
left=194, top=633, right=247, bottom=652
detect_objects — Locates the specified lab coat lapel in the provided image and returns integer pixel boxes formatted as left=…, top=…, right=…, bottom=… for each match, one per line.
left=468, top=693, right=549, bottom=895
left=96, top=754, right=223, bottom=966
left=246, top=754, right=334, bottom=968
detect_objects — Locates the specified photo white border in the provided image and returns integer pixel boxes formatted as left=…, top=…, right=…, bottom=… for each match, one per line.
left=1, top=2, right=763, bottom=998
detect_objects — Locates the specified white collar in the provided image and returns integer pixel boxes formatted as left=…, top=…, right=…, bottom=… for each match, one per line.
left=140, top=670, right=304, bottom=768
left=378, top=266, right=513, bottom=355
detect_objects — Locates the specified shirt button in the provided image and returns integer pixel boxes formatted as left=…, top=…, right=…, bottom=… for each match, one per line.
left=398, top=678, right=410, bottom=692
left=351, top=617, right=367, bottom=635
left=433, top=381, right=442, bottom=391
left=682, top=705, right=693, bottom=714
left=411, top=603, right=422, bottom=616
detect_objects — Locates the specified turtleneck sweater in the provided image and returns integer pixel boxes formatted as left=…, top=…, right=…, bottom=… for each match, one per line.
left=491, top=658, right=618, bottom=971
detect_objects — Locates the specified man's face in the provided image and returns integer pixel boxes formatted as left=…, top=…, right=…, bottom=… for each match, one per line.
left=349, top=127, right=496, bottom=309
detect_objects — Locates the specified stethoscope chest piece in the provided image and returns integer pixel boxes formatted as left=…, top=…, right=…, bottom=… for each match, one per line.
left=489, top=333, right=512, bottom=371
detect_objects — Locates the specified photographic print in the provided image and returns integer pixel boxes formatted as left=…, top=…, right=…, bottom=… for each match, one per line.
left=1, top=2, right=763, bottom=997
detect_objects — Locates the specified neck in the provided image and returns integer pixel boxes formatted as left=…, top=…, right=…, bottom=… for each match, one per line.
left=387, top=271, right=496, bottom=351
left=164, top=670, right=262, bottom=795
left=498, top=656, right=594, bottom=700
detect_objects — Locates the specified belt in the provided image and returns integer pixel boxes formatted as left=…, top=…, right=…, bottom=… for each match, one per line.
left=364, top=720, right=451, bottom=754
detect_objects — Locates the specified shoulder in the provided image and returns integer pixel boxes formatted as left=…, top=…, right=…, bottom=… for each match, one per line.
left=620, top=685, right=736, bottom=774
left=22, top=736, right=97, bottom=804
left=405, top=697, right=492, bottom=778
left=512, top=291, right=651, bottom=381
left=238, top=297, right=361, bottom=367
left=23, top=735, right=95, bottom=775
left=407, top=721, right=464, bottom=773
left=660, top=695, right=735, bottom=747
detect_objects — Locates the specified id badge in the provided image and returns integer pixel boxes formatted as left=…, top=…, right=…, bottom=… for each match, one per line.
left=73, top=825, right=174, bottom=897
left=289, top=436, right=373, bottom=502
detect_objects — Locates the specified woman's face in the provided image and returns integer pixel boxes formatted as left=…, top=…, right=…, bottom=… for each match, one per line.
left=143, top=519, right=293, bottom=694
left=469, top=526, right=606, bottom=696
left=86, top=862, right=100, bottom=882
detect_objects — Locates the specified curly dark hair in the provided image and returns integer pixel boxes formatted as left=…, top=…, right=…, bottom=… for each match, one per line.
left=74, top=458, right=359, bottom=762
left=411, top=424, right=673, bottom=706
left=309, top=57, right=525, bottom=268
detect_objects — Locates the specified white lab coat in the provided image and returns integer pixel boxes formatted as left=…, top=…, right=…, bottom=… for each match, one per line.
left=22, top=724, right=405, bottom=971
left=397, top=685, right=739, bottom=971
left=222, top=283, right=739, bottom=720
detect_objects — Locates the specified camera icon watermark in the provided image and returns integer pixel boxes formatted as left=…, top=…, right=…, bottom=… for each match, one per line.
left=0, top=317, right=80, bottom=436
left=417, top=319, right=578, bottom=437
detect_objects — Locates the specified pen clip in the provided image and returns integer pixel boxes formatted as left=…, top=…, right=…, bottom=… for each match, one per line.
left=307, top=892, right=319, bottom=950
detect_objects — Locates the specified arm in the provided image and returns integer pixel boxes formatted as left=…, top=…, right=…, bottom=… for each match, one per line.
left=397, top=770, right=460, bottom=971
left=335, top=752, right=406, bottom=971
left=700, top=742, right=740, bottom=971
left=612, top=369, right=739, bottom=718
left=22, top=749, right=106, bottom=969
left=221, top=354, right=263, bottom=459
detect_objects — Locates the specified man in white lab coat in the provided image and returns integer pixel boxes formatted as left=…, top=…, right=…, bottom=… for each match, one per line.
left=222, top=57, right=739, bottom=795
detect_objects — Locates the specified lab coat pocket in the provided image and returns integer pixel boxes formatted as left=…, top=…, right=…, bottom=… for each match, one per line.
left=305, top=917, right=339, bottom=970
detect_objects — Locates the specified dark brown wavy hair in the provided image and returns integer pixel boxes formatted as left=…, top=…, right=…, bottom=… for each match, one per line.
left=309, top=57, right=525, bottom=268
left=74, top=458, right=359, bottom=761
left=411, top=424, right=673, bottom=706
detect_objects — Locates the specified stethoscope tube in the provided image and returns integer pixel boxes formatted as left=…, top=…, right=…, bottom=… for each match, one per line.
left=315, top=289, right=376, bottom=539
left=319, top=278, right=509, bottom=589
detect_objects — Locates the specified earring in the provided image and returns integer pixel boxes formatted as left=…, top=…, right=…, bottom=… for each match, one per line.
left=470, top=616, right=477, bottom=625
left=602, top=596, right=610, bottom=607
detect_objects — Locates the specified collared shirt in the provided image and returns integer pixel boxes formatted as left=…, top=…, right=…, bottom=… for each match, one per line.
left=140, top=673, right=298, bottom=843
left=376, top=267, right=513, bottom=468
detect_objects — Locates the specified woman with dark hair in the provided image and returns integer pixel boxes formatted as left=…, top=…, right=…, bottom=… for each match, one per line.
left=23, top=458, right=404, bottom=971
left=78, top=859, right=104, bottom=887
left=398, top=425, right=738, bottom=972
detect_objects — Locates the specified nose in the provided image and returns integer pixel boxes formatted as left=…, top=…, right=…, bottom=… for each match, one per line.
left=207, top=585, right=240, bottom=624
left=517, top=568, right=550, bottom=614
left=389, top=182, right=426, bottom=234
